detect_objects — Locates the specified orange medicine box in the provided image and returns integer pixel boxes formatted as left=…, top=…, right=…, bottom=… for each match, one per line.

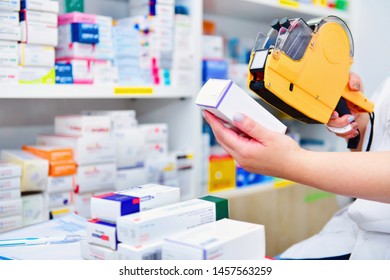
left=22, top=145, right=73, bottom=162
left=49, top=160, right=77, bottom=177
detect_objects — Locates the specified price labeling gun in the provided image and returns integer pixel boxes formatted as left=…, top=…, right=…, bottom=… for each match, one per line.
left=248, top=16, right=374, bottom=149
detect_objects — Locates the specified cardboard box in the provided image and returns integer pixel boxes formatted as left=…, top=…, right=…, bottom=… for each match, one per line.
left=86, top=218, right=117, bottom=250
left=0, top=23, right=20, bottom=41
left=45, top=191, right=73, bottom=208
left=36, top=134, right=116, bottom=166
left=115, top=166, right=148, bottom=191
left=46, top=175, right=74, bottom=193
left=75, top=163, right=116, bottom=194
left=21, top=0, right=59, bottom=13
left=162, top=219, right=266, bottom=260
left=116, top=196, right=228, bottom=246
left=90, top=183, right=180, bottom=222
left=0, top=198, right=22, bottom=218
left=0, top=0, right=21, bottom=11
left=19, top=66, right=55, bottom=84
left=54, top=115, right=111, bottom=137
left=1, top=150, right=48, bottom=192
left=48, top=160, right=77, bottom=177
left=21, top=192, right=47, bottom=226
left=20, top=21, right=58, bottom=46
left=0, top=11, right=19, bottom=26
left=80, top=240, right=118, bottom=260
left=0, top=161, right=21, bottom=179
left=0, top=215, right=22, bottom=233
left=118, top=240, right=163, bottom=260
left=18, top=44, right=55, bottom=67
left=0, top=176, right=21, bottom=191
left=0, top=188, right=20, bottom=201
left=20, top=10, right=58, bottom=25
left=196, top=79, right=287, bottom=134
left=0, top=67, right=19, bottom=84
left=22, top=145, right=73, bottom=162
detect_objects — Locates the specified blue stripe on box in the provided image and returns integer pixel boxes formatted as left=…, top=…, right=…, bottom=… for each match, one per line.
left=101, top=194, right=140, bottom=216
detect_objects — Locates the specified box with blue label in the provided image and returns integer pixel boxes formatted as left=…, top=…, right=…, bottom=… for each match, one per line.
left=58, top=23, right=99, bottom=45
left=202, top=59, right=228, bottom=83
left=90, top=183, right=180, bottom=222
left=86, top=218, right=117, bottom=250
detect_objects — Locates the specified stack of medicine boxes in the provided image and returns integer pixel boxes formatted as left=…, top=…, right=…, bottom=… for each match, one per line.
left=80, top=110, right=148, bottom=192
left=171, top=2, right=195, bottom=88
left=55, top=12, right=117, bottom=85
left=36, top=114, right=117, bottom=218
left=18, top=0, right=59, bottom=84
left=0, top=161, right=22, bottom=232
left=115, top=195, right=229, bottom=260
left=82, top=183, right=181, bottom=260
left=56, top=12, right=100, bottom=84
left=21, top=145, right=77, bottom=220
left=0, top=0, right=21, bottom=84
left=128, top=0, right=175, bottom=86
left=0, top=149, right=49, bottom=226
left=113, top=15, right=152, bottom=85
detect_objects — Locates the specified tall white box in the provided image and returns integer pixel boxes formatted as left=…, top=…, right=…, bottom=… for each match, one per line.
left=116, top=198, right=217, bottom=246
left=1, top=150, right=48, bottom=192
left=90, top=184, right=180, bottom=222
left=162, top=219, right=266, bottom=260
left=37, top=134, right=116, bottom=165
left=75, top=163, right=116, bottom=194
left=196, top=79, right=287, bottom=134
left=54, top=115, right=111, bottom=137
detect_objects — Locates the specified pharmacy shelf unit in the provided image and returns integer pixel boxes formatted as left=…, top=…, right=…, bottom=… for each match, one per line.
left=0, top=0, right=205, bottom=200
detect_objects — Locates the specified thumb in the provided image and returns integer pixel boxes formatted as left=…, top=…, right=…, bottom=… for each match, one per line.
left=233, top=113, right=274, bottom=141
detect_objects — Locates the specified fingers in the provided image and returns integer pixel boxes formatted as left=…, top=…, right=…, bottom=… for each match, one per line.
left=232, top=113, right=275, bottom=142
left=203, top=110, right=242, bottom=152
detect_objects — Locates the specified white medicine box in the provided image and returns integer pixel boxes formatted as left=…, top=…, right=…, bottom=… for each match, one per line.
left=196, top=79, right=287, bottom=134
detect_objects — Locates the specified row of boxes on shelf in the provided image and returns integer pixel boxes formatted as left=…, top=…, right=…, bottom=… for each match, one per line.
left=0, top=110, right=194, bottom=231
left=0, top=0, right=60, bottom=84
left=82, top=183, right=265, bottom=260
left=0, top=0, right=194, bottom=86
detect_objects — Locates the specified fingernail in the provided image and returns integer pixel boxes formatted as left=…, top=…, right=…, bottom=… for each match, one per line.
left=347, top=115, right=355, bottom=123
left=233, top=113, right=245, bottom=123
left=330, top=111, right=338, bottom=119
left=353, top=82, right=360, bottom=91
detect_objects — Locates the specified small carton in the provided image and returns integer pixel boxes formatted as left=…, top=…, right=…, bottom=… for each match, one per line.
left=22, top=145, right=73, bottom=162
left=86, top=218, right=117, bottom=250
left=54, top=115, right=111, bottom=137
left=162, top=218, right=266, bottom=260
left=196, top=79, right=287, bottom=134
left=1, top=150, right=48, bottom=192
left=116, top=196, right=229, bottom=246
left=0, top=161, right=21, bottom=179
left=90, top=183, right=180, bottom=222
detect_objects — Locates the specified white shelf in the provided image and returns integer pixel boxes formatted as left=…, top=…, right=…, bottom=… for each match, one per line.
left=204, top=0, right=350, bottom=23
left=0, top=84, right=195, bottom=99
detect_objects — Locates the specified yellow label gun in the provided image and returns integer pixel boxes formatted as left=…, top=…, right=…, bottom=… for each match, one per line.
left=248, top=16, right=374, bottom=149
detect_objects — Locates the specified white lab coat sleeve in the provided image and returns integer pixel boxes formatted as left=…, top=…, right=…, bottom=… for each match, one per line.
left=279, top=206, right=358, bottom=259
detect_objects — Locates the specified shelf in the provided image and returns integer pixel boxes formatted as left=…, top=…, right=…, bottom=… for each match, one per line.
left=204, top=0, right=350, bottom=23
left=0, top=84, right=195, bottom=99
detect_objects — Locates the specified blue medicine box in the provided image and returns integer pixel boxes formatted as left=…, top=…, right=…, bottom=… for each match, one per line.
left=202, top=59, right=228, bottom=83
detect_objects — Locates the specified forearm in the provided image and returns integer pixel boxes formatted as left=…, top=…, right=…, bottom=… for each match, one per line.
left=285, top=150, right=390, bottom=203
